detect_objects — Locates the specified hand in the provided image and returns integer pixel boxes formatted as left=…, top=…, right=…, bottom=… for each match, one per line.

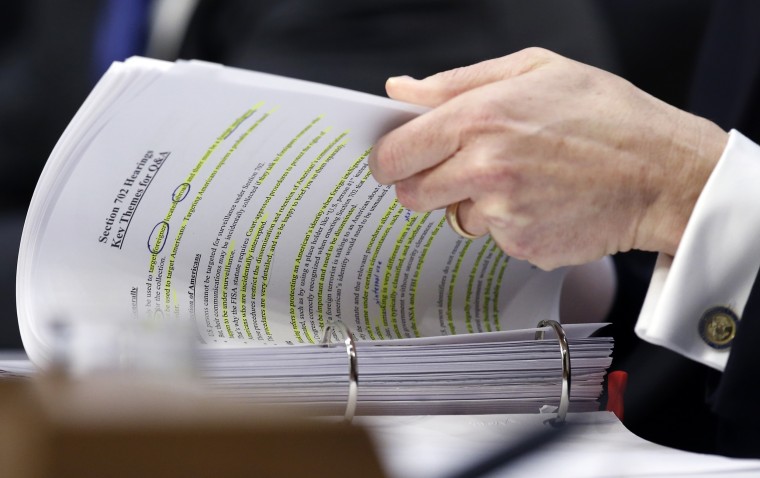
left=368, top=48, right=728, bottom=270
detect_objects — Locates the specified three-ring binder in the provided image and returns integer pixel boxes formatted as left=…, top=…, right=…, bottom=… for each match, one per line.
left=320, top=321, right=358, bottom=422
left=320, top=319, right=572, bottom=423
left=535, top=319, right=572, bottom=424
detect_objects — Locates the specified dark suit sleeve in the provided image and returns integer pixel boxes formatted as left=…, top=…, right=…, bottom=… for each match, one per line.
left=687, top=0, right=760, bottom=457
left=711, top=277, right=760, bottom=456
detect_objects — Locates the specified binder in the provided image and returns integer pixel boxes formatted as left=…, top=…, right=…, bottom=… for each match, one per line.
left=321, top=319, right=575, bottom=424
left=0, top=320, right=591, bottom=477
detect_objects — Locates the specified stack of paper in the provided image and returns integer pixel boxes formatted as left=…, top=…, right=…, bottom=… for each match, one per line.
left=201, top=326, right=612, bottom=415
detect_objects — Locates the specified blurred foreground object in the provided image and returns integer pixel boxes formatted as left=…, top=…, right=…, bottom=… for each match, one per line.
left=0, top=375, right=383, bottom=478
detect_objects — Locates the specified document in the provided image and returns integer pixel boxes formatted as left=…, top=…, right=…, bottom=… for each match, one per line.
left=363, top=411, right=760, bottom=478
left=15, top=57, right=612, bottom=415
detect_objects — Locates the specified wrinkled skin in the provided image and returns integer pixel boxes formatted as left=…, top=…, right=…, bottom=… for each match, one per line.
left=368, top=48, right=727, bottom=270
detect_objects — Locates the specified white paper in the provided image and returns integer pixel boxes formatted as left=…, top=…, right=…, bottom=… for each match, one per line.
left=18, top=57, right=566, bottom=365
left=361, top=411, right=760, bottom=478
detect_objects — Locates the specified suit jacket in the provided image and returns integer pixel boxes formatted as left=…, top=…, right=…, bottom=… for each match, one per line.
left=179, top=0, right=617, bottom=96
left=690, top=0, right=760, bottom=457
left=611, top=0, right=760, bottom=458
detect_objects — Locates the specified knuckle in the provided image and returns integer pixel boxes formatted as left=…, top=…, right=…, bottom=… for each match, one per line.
left=462, top=101, right=504, bottom=135
left=513, top=47, right=557, bottom=70
left=521, top=46, right=551, bottom=59
left=457, top=148, right=517, bottom=194
left=468, top=154, right=519, bottom=196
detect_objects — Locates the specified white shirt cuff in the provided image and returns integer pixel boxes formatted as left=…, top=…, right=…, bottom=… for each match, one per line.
left=636, top=130, right=760, bottom=371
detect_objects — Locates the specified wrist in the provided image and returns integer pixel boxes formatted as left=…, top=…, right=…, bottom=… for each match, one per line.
left=636, top=114, right=728, bottom=256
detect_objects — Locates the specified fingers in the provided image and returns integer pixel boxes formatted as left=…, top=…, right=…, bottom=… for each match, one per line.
left=391, top=130, right=514, bottom=212
left=372, top=48, right=601, bottom=269
left=391, top=149, right=506, bottom=243
left=443, top=181, right=568, bottom=270
left=392, top=151, right=471, bottom=211
left=370, top=79, right=517, bottom=186
left=368, top=101, right=463, bottom=185
left=385, top=47, right=556, bottom=107
left=384, top=143, right=498, bottom=241
left=447, top=199, right=534, bottom=267
left=371, top=49, right=557, bottom=186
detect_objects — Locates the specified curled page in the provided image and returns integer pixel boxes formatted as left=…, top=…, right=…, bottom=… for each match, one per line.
left=18, top=57, right=567, bottom=364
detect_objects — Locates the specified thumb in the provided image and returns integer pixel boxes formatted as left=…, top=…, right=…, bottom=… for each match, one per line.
left=386, top=47, right=556, bottom=107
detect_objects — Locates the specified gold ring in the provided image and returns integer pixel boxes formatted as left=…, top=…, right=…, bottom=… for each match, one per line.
left=445, top=201, right=483, bottom=240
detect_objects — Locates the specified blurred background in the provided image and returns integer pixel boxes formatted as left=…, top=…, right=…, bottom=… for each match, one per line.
left=0, top=0, right=716, bottom=452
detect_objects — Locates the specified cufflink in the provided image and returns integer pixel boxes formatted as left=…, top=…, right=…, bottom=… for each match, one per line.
left=698, top=306, right=738, bottom=350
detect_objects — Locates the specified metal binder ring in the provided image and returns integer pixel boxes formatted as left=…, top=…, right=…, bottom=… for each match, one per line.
left=320, top=321, right=359, bottom=423
left=535, top=320, right=571, bottom=424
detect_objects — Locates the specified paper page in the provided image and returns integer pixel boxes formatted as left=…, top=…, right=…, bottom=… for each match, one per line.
left=0, top=351, right=36, bottom=378
left=18, top=58, right=565, bottom=364
left=198, top=333, right=611, bottom=415
left=362, top=411, right=760, bottom=478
